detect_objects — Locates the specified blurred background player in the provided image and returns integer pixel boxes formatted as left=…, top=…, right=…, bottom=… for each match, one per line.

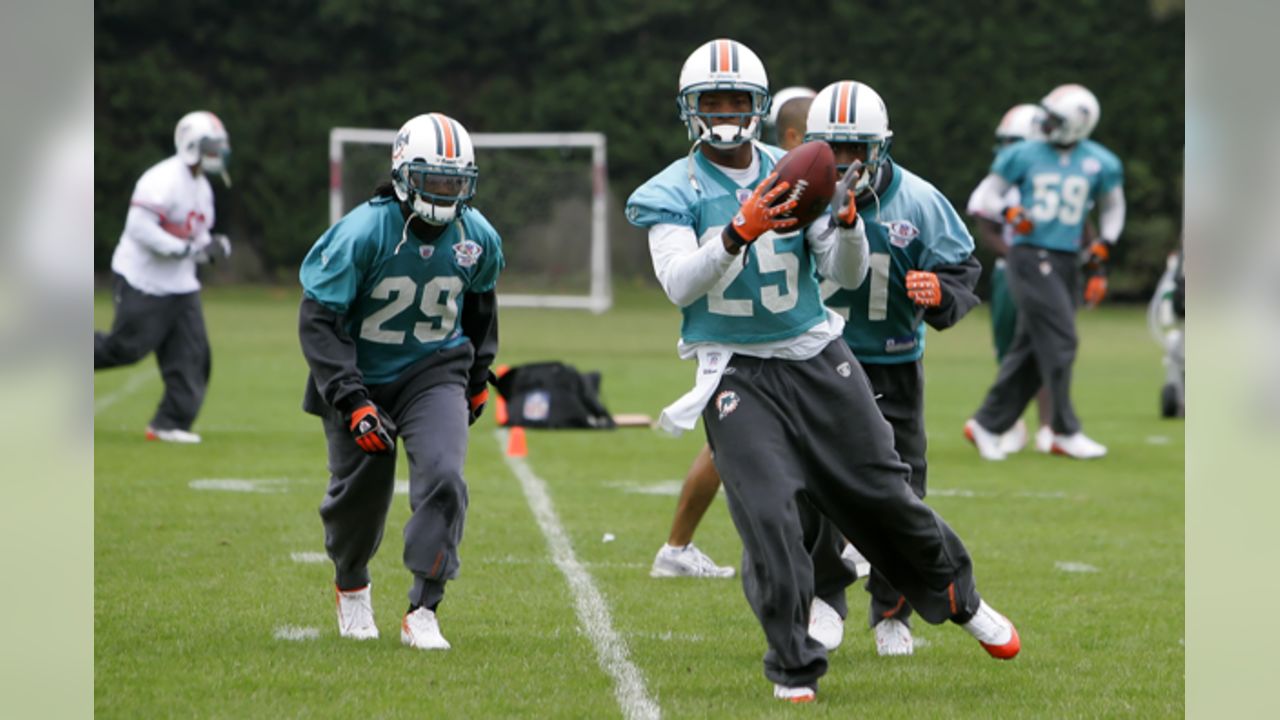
left=967, top=104, right=1100, bottom=454
left=808, top=80, right=983, bottom=656
left=93, top=110, right=233, bottom=444
left=648, top=85, right=815, bottom=582
left=965, top=84, right=1125, bottom=460
left=298, top=113, right=504, bottom=651
left=628, top=39, right=1019, bottom=702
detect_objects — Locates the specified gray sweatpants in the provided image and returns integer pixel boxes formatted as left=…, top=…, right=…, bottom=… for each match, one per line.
left=704, top=340, right=979, bottom=689
left=975, top=244, right=1082, bottom=435
left=94, top=273, right=210, bottom=432
left=319, top=381, right=470, bottom=610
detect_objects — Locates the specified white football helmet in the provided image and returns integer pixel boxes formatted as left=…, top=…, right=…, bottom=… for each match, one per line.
left=1039, top=84, right=1100, bottom=147
left=174, top=110, right=231, bottom=185
left=995, top=103, right=1046, bottom=146
left=390, top=113, right=478, bottom=226
left=677, top=39, right=770, bottom=148
left=804, top=81, right=893, bottom=193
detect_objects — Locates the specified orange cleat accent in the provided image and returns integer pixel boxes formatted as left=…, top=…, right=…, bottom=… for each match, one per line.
left=981, top=622, right=1021, bottom=660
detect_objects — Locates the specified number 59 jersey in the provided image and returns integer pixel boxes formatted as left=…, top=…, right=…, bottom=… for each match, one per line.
left=299, top=196, right=504, bottom=385
left=625, top=146, right=828, bottom=345
left=822, top=163, right=975, bottom=364
left=993, top=138, right=1123, bottom=253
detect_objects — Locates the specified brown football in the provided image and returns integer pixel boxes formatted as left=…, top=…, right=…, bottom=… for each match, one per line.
left=770, top=141, right=837, bottom=230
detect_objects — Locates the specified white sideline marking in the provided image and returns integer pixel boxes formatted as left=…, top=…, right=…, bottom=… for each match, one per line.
left=290, top=552, right=329, bottom=564
left=273, top=625, right=320, bottom=641
left=188, top=478, right=288, bottom=493
left=1055, top=561, right=1099, bottom=573
left=496, top=430, right=660, bottom=720
left=607, top=480, right=684, bottom=496
left=1146, top=435, right=1171, bottom=445
left=930, top=488, right=978, bottom=498
left=94, top=367, right=153, bottom=415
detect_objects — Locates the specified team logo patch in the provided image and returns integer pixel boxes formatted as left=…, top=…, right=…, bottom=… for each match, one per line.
left=522, top=390, right=551, bottom=422
left=836, top=361, right=852, bottom=377
left=1082, top=157, right=1102, bottom=175
left=715, top=391, right=740, bottom=420
left=452, top=240, right=483, bottom=267
left=886, top=220, right=920, bottom=248
left=1040, top=261, right=1053, bottom=276
left=419, top=245, right=435, bottom=260
left=736, top=188, right=752, bottom=203
left=392, top=129, right=410, bottom=163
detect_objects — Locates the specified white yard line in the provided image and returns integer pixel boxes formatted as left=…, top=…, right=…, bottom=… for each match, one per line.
left=496, top=429, right=661, bottom=720
left=94, top=367, right=154, bottom=415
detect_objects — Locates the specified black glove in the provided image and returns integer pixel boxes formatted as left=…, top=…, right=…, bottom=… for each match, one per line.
left=348, top=401, right=397, bottom=455
left=194, top=234, right=232, bottom=265
left=468, top=388, right=488, bottom=426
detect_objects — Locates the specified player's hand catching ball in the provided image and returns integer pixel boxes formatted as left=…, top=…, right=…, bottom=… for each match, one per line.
left=831, top=160, right=863, bottom=228
left=722, top=172, right=798, bottom=255
left=905, top=270, right=942, bottom=308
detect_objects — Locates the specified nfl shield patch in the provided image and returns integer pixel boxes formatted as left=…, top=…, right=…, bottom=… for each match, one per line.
left=522, top=390, right=551, bottom=422
left=419, top=245, right=435, bottom=260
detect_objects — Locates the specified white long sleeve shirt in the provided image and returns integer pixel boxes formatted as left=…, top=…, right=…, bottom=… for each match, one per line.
left=110, top=155, right=215, bottom=295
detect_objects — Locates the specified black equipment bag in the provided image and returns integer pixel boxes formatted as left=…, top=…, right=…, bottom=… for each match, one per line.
left=494, top=362, right=616, bottom=429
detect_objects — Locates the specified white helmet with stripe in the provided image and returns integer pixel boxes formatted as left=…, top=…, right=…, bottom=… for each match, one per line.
left=1039, top=84, right=1100, bottom=147
left=391, top=113, right=478, bottom=226
left=174, top=110, right=231, bottom=185
left=677, top=38, right=770, bottom=148
left=995, top=103, right=1046, bottom=146
left=804, top=80, right=893, bottom=193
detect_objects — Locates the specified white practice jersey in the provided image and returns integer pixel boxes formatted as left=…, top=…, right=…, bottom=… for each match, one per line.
left=111, top=155, right=216, bottom=295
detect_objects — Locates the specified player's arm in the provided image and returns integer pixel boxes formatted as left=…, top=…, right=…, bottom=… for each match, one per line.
left=1082, top=186, right=1126, bottom=307
left=459, top=290, right=498, bottom=424
left=648, top=223, right=739, bottom=307
left=297, top=297, right=370, bottom=415
left=124, top=204, right=200, bottom=257
left=807, top=214, right=870, bottom=290
left=918, top=255, right=982, bottom=331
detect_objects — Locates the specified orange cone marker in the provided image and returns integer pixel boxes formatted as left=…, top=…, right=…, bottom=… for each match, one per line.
left=506, top=426, right=527, bottom=458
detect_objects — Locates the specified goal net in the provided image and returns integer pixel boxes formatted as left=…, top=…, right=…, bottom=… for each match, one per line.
left=329, top=128, right=611, bottom=313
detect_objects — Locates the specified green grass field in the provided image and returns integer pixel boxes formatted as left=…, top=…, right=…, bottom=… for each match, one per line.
left=94, top=285, right=1183, bottom=719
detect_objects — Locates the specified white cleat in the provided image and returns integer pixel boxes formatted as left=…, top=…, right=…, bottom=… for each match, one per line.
left=1050, top=432, right=1107, bottom=459
left=998, top=419, right=1028, bottom=455
left=808, top=597, right=844, bottom=651
left=401, top=607, right=451, bottom=650
left=1034, top=425, right=1054, bottom=454
left=961, top=600, right=1020, bottom=659
left=146, top=426, right=202, bottom=444
left=335, top=584, right=378, bottom=640
left=649, top=543, right=735, bottom=578
left=874, top=618, right=914, bottom=656
left=963, top=419, right=1006, bottom=461
left=773, top=684, right=816, bottom=703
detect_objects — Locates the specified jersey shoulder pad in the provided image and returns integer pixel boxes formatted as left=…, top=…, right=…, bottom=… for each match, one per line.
left=626, top=158, right=698, bottom=228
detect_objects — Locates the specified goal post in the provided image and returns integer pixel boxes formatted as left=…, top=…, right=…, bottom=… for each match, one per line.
left=329, top=128, right=612, bottom=313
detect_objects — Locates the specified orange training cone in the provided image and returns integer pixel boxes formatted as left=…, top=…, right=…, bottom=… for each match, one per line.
left=495, top=394, right=509, bottom=426
left=506, top=426, right=527, bottom=458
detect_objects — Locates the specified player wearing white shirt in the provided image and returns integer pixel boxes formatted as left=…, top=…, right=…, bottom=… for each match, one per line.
left=94, top=110, right=232, bottom=443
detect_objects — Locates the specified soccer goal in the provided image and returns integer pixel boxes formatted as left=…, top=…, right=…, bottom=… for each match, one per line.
left=329, top=128, right=611, bottom=313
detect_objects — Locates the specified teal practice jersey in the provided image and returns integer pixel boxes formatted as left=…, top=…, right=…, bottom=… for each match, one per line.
left=992, top=139, right=1123, bottom=252
left=299, top=197, right=504, bottom=384
left=822, top=163, right=975, bottom=364
left=625, top=145, right=828, bottom=345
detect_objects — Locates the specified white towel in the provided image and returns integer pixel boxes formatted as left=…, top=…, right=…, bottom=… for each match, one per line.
left=656, top=345, right=733, bottom=437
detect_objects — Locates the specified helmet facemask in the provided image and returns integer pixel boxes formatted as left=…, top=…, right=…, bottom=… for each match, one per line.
left=394, top=161, right=478, bottom=226
left=678, top=85, right=770, bottom=149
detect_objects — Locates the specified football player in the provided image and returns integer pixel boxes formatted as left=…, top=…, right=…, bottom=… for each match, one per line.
left=965, top=85, right=1124, bottom=460
left=807, top=80, right=984, bottom=656
left=298, top=113, right=504, bottom=651
left=627, top=39, right=1019, bottom=702
left=94, top=110, right=233, bottom=444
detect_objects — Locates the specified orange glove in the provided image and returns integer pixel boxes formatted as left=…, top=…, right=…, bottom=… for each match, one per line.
left=905, top=270, right=942, bottom=307
left=1003, top=206, right=1034, bottom=235
left=1083, top=274, right=1108, bottom=307
left=1083, top=240, right=1110, bottom=271
left=723, top=171, right=798, bottom=253
left=349, top=401, right=397, bottom=455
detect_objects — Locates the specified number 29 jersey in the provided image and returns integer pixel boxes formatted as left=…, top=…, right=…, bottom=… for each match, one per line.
left=625, top=145, right=828, bottom=345
left=299, top=196, right=504, bottom=385
left=993, top=138, right=1122, bottom=253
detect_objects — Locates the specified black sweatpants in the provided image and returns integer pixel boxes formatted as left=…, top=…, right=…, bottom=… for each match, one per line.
left=704, top=340, right=979, bottom=689
left=974, top=244, right=1082, bottom=435
left=319, top=380, right=471, bottom=610
left=93, top=273, right=210, bottom=432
